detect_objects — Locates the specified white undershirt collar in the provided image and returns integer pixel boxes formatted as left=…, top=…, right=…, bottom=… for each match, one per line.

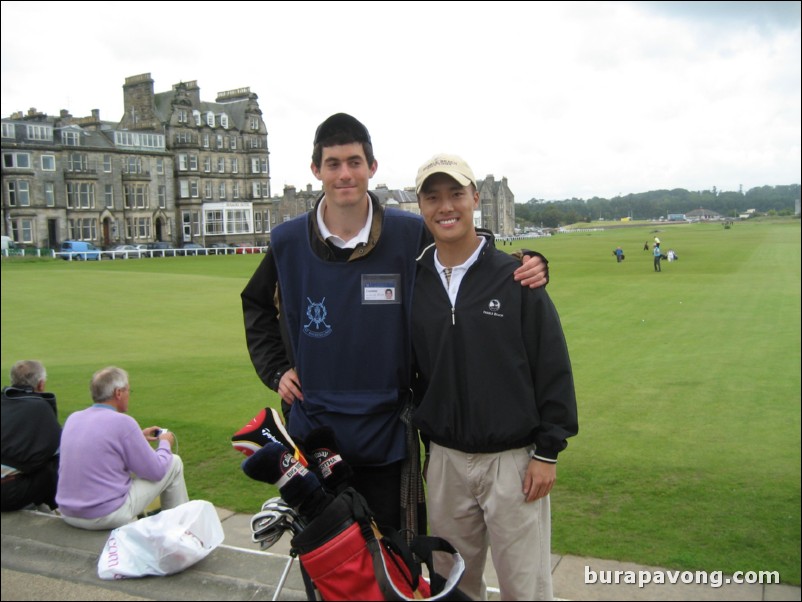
left=317, top=195, right=372, bottom=249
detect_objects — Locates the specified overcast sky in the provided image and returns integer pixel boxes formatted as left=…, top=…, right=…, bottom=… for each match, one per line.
left=2, top=1, right=799, bottom=201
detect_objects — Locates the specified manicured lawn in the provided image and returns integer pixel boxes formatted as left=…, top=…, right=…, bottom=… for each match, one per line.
left=2, top=218, right=799, bottom=584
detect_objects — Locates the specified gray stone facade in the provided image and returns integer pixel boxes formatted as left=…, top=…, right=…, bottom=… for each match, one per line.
left=2, top=73, right=517, bottom=250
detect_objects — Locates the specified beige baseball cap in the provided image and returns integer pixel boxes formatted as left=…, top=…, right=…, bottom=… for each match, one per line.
left=415, top=154, right=476, bottom=194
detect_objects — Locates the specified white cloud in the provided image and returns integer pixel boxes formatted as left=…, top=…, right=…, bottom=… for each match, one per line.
left=2, top=0, right=799, bottom=201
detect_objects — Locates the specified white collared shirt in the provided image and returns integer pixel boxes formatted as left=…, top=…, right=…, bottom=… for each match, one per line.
left=316, top=195, right=373, bottom=249
left=434, top=238, right=487, bottom=306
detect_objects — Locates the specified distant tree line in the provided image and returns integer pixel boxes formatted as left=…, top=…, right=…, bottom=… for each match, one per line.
left=516, top=184, right=800, bottom=228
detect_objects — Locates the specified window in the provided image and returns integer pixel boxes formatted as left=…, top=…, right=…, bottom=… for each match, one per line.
left=255, top=212, right=262, bottom=233
left=218, top=182, right=226, bottom=200
left=220, top=114, right=229, bottom=129
left=216, top=134, right=224, bottom=148
left=66, top=153, right=89, bottom=172
left=231, top=158, right=238, bottom=173
left=158, top=185, right=167, bottom=208
left=45, top=182, right=55, bottom=207
left=206, top=112, right=215, bottom=128
left=217, top=158, right=225, bottom=173
left=227, top=209, right=252, bottom=233
left=103, top=154, right=112, bottom=172
left=189, top=155, right=198, bottom=171
left=41, top=155, right=56, bottom=171
left=193, top=110, right=202, bottom=127
left=177, top=109, right=189, bottom=124
left=232, top=182, right=240, bottom=199
left=7, top=180, right=31, bottom=206
left=61, top=130, right=80, bottom=146
left=175, top=131, right=192, bottom=144
left=124, top=184, right=148, bottom=209
left=204, top=203, right=253, bottom=235
left=250, top=116, right=259, bottom=130
left=252, top=181, right=263, bottom=198
left=230, top=136, right=237, bottom=150
left=3, top=152, right=31, bottom=169
left=134, top=217, right=151, bottom=239
left=204, top=181, right=213, bottom=199
left=190, top=180, right=199, bottom=198
left=10, top=218, right=34, bottom=243
left=178, top=154, right=188, bottom=171
left=203, top=134, right=209, bottom=148
left=27, top=125, right=52, bottom=141
left=205, top=210, right=224, bottom=234
left=1, top=123, right=15, bottom=138
left=203, top=157, right=211, bottom=173
left=105, top=185, right=114, bottom=208
left=124, top=156, right=142, bottom=174
left=68, top=218, right=98, bottom=241
left=20, top=219, right=33, bottom=243
left=179, top=180, right=190, bottom=198
left=66, top=183, right=95, bottom=209
left=156, top=158, right=164, bottom=174
left=192, top=211, right=201, bottom=236
left=113, top=132, right=165, bottom=149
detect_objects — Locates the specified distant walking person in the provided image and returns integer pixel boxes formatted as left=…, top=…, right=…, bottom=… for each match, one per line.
left=653, top=243, right=663, bottom=272
left=643, top=241, right=649, bottom=251
left=614, top=247, right=624, bottom=263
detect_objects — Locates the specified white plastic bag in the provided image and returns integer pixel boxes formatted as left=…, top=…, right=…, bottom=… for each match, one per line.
left=97, top=499, right=225, bottom=580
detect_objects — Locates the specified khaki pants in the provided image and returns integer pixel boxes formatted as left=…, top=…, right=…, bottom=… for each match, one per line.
left=61, top=455, right=189, bottom=530
left=427, top=444, right=553, bottom=601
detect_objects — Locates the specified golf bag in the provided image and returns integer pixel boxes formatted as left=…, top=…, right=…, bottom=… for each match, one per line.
left=289, top=487, right=466, bottom=601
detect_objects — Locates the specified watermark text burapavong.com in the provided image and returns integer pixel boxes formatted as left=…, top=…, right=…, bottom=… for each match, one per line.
left=584, top=566, right=781, bottom=589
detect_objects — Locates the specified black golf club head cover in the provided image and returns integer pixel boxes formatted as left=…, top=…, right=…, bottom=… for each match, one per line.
left=242, top=441, right=331, bottom=520
left=232, top=407, right=308, bottom=465
left=303, top=426, right=354, bottom=495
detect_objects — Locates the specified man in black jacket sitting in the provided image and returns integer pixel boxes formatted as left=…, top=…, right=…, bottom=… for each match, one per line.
left=1, top=360, right=61, bottom=511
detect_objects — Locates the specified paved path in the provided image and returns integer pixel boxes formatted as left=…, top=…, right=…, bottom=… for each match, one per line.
left=2, top=507, right=799, bottom=601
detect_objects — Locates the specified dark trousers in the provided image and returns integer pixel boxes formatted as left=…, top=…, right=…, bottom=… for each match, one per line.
left=350, top=460, right=403, bottom=532
left=0, top=458, right=58, bottom=511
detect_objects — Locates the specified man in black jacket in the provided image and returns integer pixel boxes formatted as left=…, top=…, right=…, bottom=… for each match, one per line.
left=1, top=360, right=61, bottom=511
left=411, top=154, right=578, bottom=601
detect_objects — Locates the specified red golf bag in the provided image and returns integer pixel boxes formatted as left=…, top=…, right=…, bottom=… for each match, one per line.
left=290, top=488, right=466, bottom=601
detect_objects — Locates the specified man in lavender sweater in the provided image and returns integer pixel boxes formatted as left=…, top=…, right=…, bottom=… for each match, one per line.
left=56, top=366, right=188, bottom=530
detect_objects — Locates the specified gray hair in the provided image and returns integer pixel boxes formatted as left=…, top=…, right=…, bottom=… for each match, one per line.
left=10, top=360, right=47, bottom=389
left=90, top=366, right=129, bottom=403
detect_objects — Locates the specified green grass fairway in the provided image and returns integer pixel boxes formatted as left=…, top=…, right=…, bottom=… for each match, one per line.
left=2, top=219, right=800, bottom=584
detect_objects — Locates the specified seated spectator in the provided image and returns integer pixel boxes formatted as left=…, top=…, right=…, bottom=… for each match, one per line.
left=56, top=366, right=188, bottom=530
left=1, top=360, right=61, bottom=512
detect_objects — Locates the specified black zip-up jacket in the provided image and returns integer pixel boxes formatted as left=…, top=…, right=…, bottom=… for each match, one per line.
left=1, top=386, right=61, bottom=473
left=411, top=234, right=577, bottom=460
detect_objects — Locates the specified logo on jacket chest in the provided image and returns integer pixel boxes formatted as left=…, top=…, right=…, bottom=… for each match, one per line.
left=482, top=299, right=505, bottom=318
left=304, top=297, right=333, bottom=338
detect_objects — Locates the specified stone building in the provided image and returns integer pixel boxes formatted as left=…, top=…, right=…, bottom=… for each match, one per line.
left=2, top=106, right=174, bottom=250
left=478, top=175, right=515, bottom=236
left=118, top=73, right=271, bottom=246
left=2, top=72, right=517, bottom=249
left=2, top=72, right=270, bottom=250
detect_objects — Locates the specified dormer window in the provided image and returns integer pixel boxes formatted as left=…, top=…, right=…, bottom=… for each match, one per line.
left=193, top=110, right=202, bottom=127
left=206, top=111, right=215, bottom=128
